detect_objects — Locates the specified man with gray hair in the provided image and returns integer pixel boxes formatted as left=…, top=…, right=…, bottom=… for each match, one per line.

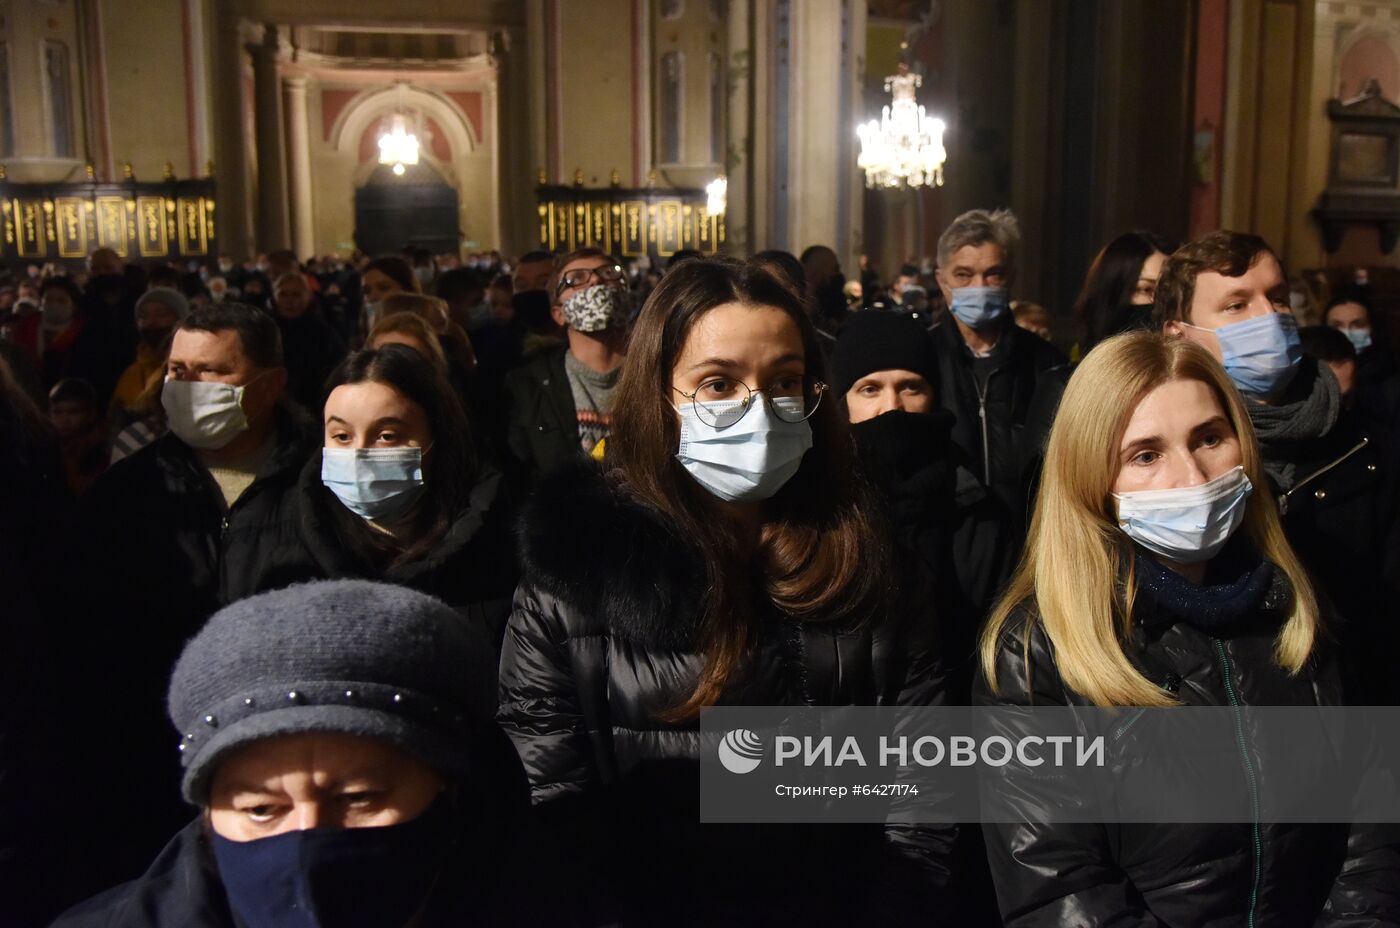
left=931, top=208, right=1066, bottom=529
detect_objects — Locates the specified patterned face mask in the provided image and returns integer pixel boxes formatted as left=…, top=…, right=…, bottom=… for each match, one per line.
left=560, top=285, right=630, bottom=333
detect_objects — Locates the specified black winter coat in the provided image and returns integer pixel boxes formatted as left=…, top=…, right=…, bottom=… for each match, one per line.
left=850, top=408, right=1014, bottom=688
left=64, top=413, right=313, bottom=893
left=225, top=454, right=519, bottom=644
left=497, top=464, right=955, bottom=926
left=929, top=318, right=1066, bottom=529
left=502, top=346, right=581, bottom=482
left=275, top=311, right=346, bottom=412
left=1264, top=401, right=1400, bottom=705
left=976, top=545, right=1400, bottom=927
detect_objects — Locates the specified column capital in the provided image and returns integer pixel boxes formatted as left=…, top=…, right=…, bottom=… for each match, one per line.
left=282, top=74, right=309, bottom=92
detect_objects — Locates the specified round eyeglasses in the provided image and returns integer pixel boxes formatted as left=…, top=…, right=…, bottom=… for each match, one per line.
left=676, top=375, right=827, bottom=429
left=556, top=263, right=625, bottom=295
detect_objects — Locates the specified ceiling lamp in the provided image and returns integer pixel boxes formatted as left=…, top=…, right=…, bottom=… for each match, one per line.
left=857, top=64, right=946, bottom=189
left=377, top=112, right=420, bottom=176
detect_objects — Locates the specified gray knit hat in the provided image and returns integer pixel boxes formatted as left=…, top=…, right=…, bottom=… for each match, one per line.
left=168, top=580, right=497, bottom=805
left=134, top=286, right=190, bottom=324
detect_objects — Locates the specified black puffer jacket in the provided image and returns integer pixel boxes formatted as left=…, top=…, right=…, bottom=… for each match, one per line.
left=975, top=543, right=1400, bottom=927
left=497, top=463, right=954, bottom=926
left=224, top=455, right=518, bottom=644
left=929, top=317, right=1066, bottom=529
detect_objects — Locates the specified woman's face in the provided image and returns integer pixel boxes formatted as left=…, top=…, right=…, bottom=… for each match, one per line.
left=324, top=381, right=431, bottom=451
left=207, top=732, right=443, bottom=841
left=1112, top=377, right=1243, bottom=494
left=671, top=302, right=807, bottom=423
left=362, top=269, right=404, bottom=303
left=1130, top=251, right=1168, bottom=306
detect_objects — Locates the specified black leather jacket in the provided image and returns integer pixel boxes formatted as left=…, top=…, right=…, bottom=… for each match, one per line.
left=974, top=547, right=1400, bottom=926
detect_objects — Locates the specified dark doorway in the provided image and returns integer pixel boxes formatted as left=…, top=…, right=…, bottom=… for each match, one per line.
left=354, top=162, right=460, bottom=255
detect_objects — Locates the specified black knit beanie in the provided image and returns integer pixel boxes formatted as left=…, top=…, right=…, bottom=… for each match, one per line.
left=167, top=579, right=497, bottom=805
left=832, top=309, right=939, bottom=397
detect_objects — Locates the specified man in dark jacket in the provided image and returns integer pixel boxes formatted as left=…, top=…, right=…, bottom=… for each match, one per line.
left=503, top=248, right=628, bottom=482
left=270, top=271, right=346, bottom=411
left=1156, top=231, right=1400, bottom=703
left=67, top=302, right=313, bottom=895
left=930, top=209, right=1067, bottom=530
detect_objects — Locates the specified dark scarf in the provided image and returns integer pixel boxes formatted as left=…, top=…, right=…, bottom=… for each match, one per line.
left=1246, top=358, right=1339, bottom=491
left=1132, top=538, right=1275, bottom=633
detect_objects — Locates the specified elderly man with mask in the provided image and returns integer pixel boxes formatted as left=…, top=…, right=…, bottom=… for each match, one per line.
left=1156, top=230, right=1400, bottom=703
left=930, top=209, right=1067, bottom=530
left=503, top=247, right=629, bottom=480
left=54, top=580, right=529, bottom=928
left=68, top=302, right=315, bottom=886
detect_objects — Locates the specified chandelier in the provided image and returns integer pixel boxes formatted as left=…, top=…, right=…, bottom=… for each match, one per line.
left=706, top=176, right=728, bottom=216
left=377, top=112, right=420, bottom=176
left=857, top=64, right=946, bottom=189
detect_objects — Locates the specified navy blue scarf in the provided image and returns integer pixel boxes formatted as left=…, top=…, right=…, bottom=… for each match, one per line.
left=1132, top=539, right=1275, bottom=633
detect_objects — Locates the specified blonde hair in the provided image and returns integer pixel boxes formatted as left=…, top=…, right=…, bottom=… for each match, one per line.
left=980, top=331, right=1319, bottom=707
left=377, top=293, right=476, bottom=372
left=367, top=312, right=449, bottom=373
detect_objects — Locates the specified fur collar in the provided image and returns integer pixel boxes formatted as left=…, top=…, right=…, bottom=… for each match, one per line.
left=517, top=462, right=706, bottom=650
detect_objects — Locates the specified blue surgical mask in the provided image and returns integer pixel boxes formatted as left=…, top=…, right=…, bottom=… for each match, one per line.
left=321, top=447, right=426, bottom=523
left=675, top=394, right=813, bottom=502
left=210, top=795, right=452, bottom=928
left=1342, top=327, right=1372, bottom=352
left=1113, top=465, right=1253, bottom=564
left=949, top=286, right=1009, bottom=329
left=1182, top=312, right=1301, bottom=397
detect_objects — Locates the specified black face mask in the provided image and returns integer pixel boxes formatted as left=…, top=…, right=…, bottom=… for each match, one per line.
left=210, top=795, right=455, bottom=928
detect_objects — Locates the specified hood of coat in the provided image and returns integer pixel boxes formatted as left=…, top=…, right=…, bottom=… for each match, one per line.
left=517, top=461, right=708, bottom=651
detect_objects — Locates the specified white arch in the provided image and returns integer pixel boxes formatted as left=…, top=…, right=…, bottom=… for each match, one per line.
left=330, top=84, right=481, bottom=187
left=1334, top=24, right=1400, bottom=98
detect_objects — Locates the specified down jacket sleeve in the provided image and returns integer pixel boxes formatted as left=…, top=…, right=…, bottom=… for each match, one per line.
left=975, top=610, right=1164, bottom=928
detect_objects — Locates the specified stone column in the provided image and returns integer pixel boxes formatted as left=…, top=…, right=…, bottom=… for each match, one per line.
left=247, top=23, right=288, bottom=251
left=212, top=10, right=253, bottom=258
left=282, top=75, right=314, bottom=259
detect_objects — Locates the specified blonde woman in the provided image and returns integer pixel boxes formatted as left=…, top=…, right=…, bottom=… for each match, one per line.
left=976, top=331, right=1397, bottom=925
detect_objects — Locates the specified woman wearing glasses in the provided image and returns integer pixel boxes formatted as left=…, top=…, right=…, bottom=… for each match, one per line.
left=499, top=258, right=952, bottom=926
left=502, top=247, right=631, bottom=482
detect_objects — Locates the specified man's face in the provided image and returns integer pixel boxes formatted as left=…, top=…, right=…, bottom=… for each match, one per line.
left=489, top=285, right=513, bottom=323
left=138, top=299, right=181, bottom=346
left=845, top=370, right=934, bottom=424
left=513, top=258, right=553, bottom=294
left=50, top=399, right=95, bottom=440
left=88, top=248, right=122, bottom=278
left=274, top=278, right=312, bottom=319
left=936, top=242, right=1011, bottom=306
left=1164, top=253, right=1288, bottom=363
left=167, top=328, right=283, bottom=427
left=552, top=256, right=625, bottom=325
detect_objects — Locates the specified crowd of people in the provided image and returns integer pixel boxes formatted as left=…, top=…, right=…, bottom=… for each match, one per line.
left=1, top=207, right=1398, bottom=926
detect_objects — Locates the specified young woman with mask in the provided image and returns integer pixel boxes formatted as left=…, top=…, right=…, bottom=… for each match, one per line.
left=1072, top=230, right=1177, bottom=357
left=976, top=331, right=1397, bottom=925
left=359, top=256, right=418, bottom=334
left=498, top=258, right=953, bottom=926
left=227, top=345, right=517, bottom=643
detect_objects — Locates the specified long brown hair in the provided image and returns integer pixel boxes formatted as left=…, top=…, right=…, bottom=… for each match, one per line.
left=609, top=258, right=891, bottom=718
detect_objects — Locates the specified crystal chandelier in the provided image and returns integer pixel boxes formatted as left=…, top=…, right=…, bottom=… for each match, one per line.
left=857, top=64, right=946, bottom=189
left=377, top=112, right=420, bottom=176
